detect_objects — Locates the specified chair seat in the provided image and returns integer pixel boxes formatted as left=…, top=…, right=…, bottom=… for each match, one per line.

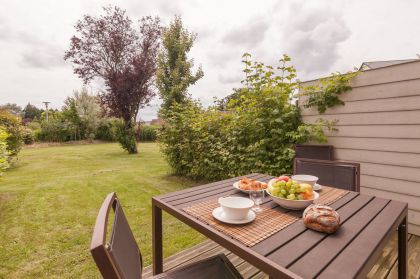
left=152, top=254, right=243, bottom=279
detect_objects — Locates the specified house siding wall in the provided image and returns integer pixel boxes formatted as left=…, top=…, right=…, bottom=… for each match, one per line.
left=299, top=60, right=420, bottom=236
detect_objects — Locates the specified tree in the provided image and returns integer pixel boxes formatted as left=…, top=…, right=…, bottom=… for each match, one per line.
left=64, top=6, right=161, bottom=153
left=157, top=15, right=203, bottom=111
left=23, top=103, right=42, bottom=121
left=0, top=103, right=22, bottom=116
left=63, top=87, right=100, bottom=140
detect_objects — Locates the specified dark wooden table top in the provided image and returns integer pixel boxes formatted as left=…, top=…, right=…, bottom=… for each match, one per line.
left=152, top=173, right=408, bottom=279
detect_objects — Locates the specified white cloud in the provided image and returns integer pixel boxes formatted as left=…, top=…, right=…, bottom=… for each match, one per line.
left=1, top=0, right=420, bottom=120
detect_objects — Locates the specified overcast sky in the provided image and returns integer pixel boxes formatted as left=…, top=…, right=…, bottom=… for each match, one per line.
left=1, top=0, right=419, bottom=120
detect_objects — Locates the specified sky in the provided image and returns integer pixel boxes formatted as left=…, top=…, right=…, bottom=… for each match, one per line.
left=1, top=0, right=419, bottom=121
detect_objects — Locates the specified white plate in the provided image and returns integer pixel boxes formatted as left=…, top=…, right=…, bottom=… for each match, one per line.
left=313, top=183, right=322, bottom=191
left=233, top=181, right=266, bottom=193
left=212, top=207, right=256, bottom=224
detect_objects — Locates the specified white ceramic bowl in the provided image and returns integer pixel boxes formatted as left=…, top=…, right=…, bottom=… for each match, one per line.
left=291, top=174, right=319, bottom=187
left=218, top=197, right=254, bottom=220
left=266, top=188, right=319, bottom=210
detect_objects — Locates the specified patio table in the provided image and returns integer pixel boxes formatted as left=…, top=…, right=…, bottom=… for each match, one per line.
left=152, top=173, right=408, bottom=279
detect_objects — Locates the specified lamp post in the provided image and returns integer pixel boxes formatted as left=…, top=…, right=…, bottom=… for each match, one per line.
left=42, top=102, right=50, bottom=122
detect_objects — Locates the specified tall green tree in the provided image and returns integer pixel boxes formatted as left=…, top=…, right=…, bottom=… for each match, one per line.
left=23, top=103, right=42, bottom=121
left=62, top=87, right=101, bottom=140
left=157, top=15, right=203, bottom=111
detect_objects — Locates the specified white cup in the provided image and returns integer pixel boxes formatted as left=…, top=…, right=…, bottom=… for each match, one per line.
left=218, top=197, right=254, bottom=220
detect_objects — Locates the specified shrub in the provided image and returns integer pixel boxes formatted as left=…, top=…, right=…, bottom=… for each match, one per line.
left=35, top=119, right=75, bottom=142
left=22, top=127, right=35, bottom=144
left=159, top=54, right=335, bottom=181
left=0, top=109, right=24, bottom=158
left=115, top=121, right=137, bottom=153
left=0, top=127, right=10, bottom=175
left=136, top=125, right=158, bottom=142
left=95, top=118, right=119, bottom=141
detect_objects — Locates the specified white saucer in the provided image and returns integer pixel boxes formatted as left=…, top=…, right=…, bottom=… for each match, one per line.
left=313, top=183, right=322, bottom=191
left=212, top=207, right=256, bottom=224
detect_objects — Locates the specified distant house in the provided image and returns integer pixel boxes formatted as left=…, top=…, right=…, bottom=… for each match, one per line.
left=149, top=118, right=163, bottom=126
left=359, top=58, right=419, bottom=71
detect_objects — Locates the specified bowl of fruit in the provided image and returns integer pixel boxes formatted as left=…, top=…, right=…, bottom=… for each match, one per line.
left=266, top=175, right=319, bottom=210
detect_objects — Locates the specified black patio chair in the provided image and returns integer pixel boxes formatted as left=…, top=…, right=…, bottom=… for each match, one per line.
left=293, top=158, right=360, bottom=192
left=294, top=144, right=334, bottom=160
left=90, top=192, right=243, bottom=279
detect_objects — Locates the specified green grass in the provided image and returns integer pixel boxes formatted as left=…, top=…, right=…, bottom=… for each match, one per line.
left=0, top=142, right=206, bottom=278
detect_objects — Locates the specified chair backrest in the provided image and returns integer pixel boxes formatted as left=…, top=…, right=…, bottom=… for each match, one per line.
left=294, top=145, right=334, bottom=160
left=293, top=158, right=360, bottom=192
left=91, top=192, right=142, bottom=279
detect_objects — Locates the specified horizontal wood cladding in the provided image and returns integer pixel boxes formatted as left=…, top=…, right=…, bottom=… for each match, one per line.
left=334, top=149, right=420, bottom=168
left=300, top=61, right=420, bottom=235
left=301, top=60, right=420, bottom=88
left=408, top=210, right=420, bottom=226
left=302, top=110, right=420, bottom=125
left=408, top=224, right=420, bottom=236
left=301, top=94, right=420, bottom=115
left=325, top=125, right=420, bottom=139
left=321, top=138, right=420, bottom=154
left=341, top=78, right=420, bottom=101
left=361, top=174, right=420, bottom=196
left=361, top=163, right=420, bottom=183
left=361, top=186, right=420, bottom=219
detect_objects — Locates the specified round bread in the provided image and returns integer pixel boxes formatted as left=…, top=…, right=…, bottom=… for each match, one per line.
left=303, top=204, right=340, bottom=234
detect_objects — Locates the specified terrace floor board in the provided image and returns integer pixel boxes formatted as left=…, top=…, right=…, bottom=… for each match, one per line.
left=143, top=232, right=420, bottom=279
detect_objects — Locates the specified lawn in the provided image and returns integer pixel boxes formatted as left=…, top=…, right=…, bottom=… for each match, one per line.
left=0, top=142, right=206, bottom=278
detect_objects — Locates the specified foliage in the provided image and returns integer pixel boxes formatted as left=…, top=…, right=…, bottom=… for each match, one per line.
left=136, top=125, right=159, bottom=142
left=95, top=118, right=119, bottom=141
left=21, top=127, right=35, bottom=144
left=159, top=54, right=334, bottom=181
left=0, top=127, right=10, bottom=175
left=62, top=87, right=100, bottom=141
left=0, top=103, right=22, bottom=115
left=0, top=109, right=23, bottom=158
left=302, top=71, right=359, bottom=113
left=35, top=114, right=76, bottom=142
left=157, top=15, right=203, bottom=110
left=22, top=103, right=42, bottom=121
left=115, top=121, right=137, bottom=153
left=65, top=6, right=161, bottom=153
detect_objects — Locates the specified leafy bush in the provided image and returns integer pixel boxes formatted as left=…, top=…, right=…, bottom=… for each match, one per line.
left=35, top=117, right=75, bottom=142
left=136, top=125, right=158, bottom=142
left=0, top=109, right=24, bottom=158
left=159, top=54, right=335, bottom=181
left=0, top=127, right=10, bottom=175
left=302, top=71, right=359, bottom=113
left=95, top=119, right=118, bottom=141
left=115, top=121, right=137, bottom=153
left=22, top=127, right=35, bottom=144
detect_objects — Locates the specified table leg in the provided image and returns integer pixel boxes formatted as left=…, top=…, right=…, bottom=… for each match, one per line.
left=398, top=217, right=407, bottom=279
left=152, top=202, right=163, bottom=275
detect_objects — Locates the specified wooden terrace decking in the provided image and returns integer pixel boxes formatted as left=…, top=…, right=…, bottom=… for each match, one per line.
left=144, top=232, right=420, bottom=279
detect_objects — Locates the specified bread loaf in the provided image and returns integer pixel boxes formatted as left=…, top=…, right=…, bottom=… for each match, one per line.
left=303, top=204, right=340, bottom=234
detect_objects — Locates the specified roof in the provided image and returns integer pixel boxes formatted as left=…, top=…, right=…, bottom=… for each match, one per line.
left=359, top=59, right=419, bottom=70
